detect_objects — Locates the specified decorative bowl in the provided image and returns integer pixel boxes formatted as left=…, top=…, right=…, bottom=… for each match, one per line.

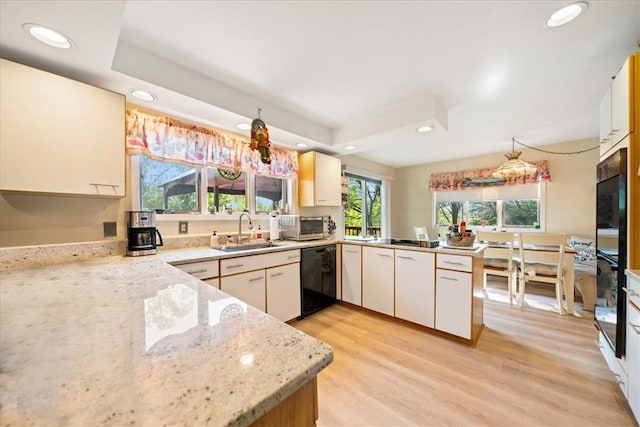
left=446, top=233, right=476, bottom=247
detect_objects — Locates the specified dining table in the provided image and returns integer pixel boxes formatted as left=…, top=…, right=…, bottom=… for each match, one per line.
left=487, top=243, right=577, bottom=315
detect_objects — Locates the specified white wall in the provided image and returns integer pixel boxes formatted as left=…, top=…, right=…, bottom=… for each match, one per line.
left=392, top=138, right=599, bottom=240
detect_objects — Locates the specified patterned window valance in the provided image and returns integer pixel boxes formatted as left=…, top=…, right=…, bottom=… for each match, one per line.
left=125, top=108, right=298, bottom=179
left=429, top=160, right=550, bottom=191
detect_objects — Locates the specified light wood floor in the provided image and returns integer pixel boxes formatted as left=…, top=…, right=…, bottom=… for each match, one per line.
left=293, top=280, right=637, bottom=427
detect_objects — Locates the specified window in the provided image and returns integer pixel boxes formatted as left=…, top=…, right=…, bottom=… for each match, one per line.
left=140, top=155, right=199, bottom=212
left=433, top=183, right=545, bottom=231
left=138, top=155, right=286, bottom=215
left=255, top=174, right=286, bottom=214
left=344, top=173, right=382, bottom=238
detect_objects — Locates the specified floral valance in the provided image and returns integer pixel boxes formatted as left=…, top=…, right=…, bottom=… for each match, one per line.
left=429, top=160, right=550, bottom=192
left=125, top=108, right=298, bottom=178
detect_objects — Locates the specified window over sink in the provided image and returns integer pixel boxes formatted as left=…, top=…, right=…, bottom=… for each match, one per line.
left=135, top=154, right=289, bottom=215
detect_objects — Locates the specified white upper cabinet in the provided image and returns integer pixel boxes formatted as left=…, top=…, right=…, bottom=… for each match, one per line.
left=0, top=59, right=125, bottom=197
left=600, top=55, right=633, bottom=158
left=298, top=151, right=341, bottom=207
left=599, top=86, right=612, bottom=153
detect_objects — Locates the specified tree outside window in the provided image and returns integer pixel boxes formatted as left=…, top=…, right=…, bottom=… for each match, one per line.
left=503, top=200, right=539, bottom=227
left=344, top=174, right=382, bottom=237
left=467, top=201, right=497, bottom=226
left=436, top=201, right=464, bottom=226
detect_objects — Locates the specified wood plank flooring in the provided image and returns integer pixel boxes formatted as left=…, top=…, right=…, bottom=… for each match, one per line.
left=293, top=280, right=637, bottom=426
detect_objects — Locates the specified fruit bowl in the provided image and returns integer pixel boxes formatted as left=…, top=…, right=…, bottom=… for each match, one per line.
left=446, top=233, right=476, bottom=247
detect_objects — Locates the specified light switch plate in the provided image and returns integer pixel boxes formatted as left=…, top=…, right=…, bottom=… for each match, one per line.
left=179, top=221, right=188, bottom=234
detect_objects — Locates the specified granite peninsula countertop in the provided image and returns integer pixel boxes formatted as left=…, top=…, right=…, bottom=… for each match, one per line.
left=0, top=255, right=333, bottom=426
left=0, top=236, right=483, bottom=425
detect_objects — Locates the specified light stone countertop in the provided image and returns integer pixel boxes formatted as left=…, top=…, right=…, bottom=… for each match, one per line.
left=0, top=236, right=482, bottom=426
left=0, top=255, right=333, bottom=426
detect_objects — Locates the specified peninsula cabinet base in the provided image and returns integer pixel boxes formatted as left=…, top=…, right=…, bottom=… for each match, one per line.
left=336, top=301, right=484, bottom=347
left=250, top=377, right=318, bottom=427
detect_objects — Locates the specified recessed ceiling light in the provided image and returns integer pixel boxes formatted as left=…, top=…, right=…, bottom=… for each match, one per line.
left=236, top=123, right=251, bottom=130
left=130, top=90, right=157, bottom=102
left=344, top=145, right=357, bottom=151
left=23, top=23, right=72, bottom=49
left=417, top=125, right=433, bottom=133
left=296, top=143, right=308, bottom=148
left=545, top=2, right=588, bottom=28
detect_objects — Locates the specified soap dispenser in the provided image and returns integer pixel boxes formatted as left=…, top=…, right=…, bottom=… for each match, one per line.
left=210, top=231, right=219, bottom=248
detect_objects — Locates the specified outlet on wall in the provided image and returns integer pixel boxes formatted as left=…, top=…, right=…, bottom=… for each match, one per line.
left=179, top=221, right=188, bottom=234
left=103, top=221, right=117, bottom=237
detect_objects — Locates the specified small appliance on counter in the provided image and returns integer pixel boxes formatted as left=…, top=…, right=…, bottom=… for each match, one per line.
left=279, top=215, right=332, bottom=241
left=126, top=211, right=163, bottom=256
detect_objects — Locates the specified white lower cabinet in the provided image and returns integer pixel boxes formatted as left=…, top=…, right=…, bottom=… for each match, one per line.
left=626, top=272, right=640, bottom=423
left=395, top=250, right=435, bottom=328
left=362, top=246, right=395, bottom=316
left=341, top=244, right=362, bottom=305
left=435, top=262, right=472, bottom=339
left=221, top=270, right=266, bottom=312
left=174, top=259, right=219, bottom=288
left=219, top=250, right=301, bottom=319
left=266, top=263, right=301, bottom=322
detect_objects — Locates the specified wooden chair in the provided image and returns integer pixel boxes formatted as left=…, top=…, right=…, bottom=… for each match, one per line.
left=517, top=233, right=566, bottom=314
left=476, top=231, right=517, bottom=304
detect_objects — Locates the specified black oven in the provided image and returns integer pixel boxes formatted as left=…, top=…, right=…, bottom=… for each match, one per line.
left=595, top=148, right=627, bottom=357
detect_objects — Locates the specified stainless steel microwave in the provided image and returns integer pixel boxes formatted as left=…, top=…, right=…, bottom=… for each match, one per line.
left=279, top=215, right=329, bottom=241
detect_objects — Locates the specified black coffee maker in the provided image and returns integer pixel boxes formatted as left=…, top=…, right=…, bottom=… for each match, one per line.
left=126, top=211, right=163, bottom=256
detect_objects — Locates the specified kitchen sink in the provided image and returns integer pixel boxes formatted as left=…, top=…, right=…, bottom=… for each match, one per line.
left=218, top=242, right=275, bottom=252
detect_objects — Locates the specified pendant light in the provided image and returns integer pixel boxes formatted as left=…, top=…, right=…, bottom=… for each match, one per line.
left=492, top=138, right=537, bottom=179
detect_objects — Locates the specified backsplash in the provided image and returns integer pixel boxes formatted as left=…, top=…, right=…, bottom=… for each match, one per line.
left=0, top=234, right=214, bottom=271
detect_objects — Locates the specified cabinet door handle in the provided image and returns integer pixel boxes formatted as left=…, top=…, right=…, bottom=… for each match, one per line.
left=226, top=264, right=244, bottom=269
left=377, top=253, right=392, bottom=258
left=345, top=250, right=359, bottom=254
left=622, top=287, right=639, bottom=297
left=249, top=276, right=263, bottom=282
left=630, top=323, right=640, bottom=335
left=443, top=260, right=464, bottom=266
left=184, top=268, right=208, bottom=275
left=439, top=276, right=458, bottom=282
left=288, top=255, right=299, bottom=259
left=613, top=373, right=625, bottom=386
left=611, top=128, right=619, bottom=134
left=90, top=183, right=120, bottom=188
left=318, top=199, right=326, bottom=202
left=397, top=256, right=414, bottom=260
left=269, top=272, right=284, bottom=278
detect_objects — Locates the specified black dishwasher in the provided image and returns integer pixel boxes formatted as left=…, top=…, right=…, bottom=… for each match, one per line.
left=299, top=245, right=336, bottom=319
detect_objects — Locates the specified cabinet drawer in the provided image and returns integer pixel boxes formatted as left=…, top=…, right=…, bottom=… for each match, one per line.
left=174, top=260, right=219, bottom=279
left=220, top=249, right=300, bottom=276
left=437, top=253, right=472, bottom=272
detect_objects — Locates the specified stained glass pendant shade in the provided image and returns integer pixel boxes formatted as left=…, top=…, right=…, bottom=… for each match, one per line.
left=492, top=138, right=537, bottom=179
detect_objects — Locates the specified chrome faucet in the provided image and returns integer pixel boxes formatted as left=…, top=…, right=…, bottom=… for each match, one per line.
left=238, top=211, right=253, bottom=244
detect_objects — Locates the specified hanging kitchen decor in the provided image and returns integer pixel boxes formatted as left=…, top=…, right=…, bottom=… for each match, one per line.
left=250, top=107, right=272, bottom=164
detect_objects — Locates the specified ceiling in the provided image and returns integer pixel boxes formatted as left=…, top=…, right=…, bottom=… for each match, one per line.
left=1, top=1, right=638, bottom=167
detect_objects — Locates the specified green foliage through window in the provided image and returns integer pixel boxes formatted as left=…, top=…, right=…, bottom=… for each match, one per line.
left=344, top=174, right=382, bottom=237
